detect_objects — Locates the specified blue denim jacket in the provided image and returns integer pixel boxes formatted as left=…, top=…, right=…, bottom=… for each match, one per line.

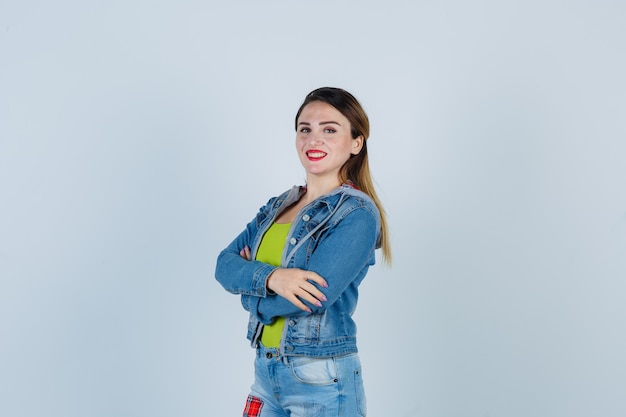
left=215, top=184, right=381, bottom=358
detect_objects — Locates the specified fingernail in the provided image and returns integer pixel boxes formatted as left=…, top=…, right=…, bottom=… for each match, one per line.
left=322, top=282, right=328, bottom=288
left=315, top=301, right=322, bottom=307
left=320, top=295, right=327, bottom=302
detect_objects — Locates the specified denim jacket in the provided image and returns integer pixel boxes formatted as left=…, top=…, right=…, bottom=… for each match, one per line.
left=215, top=184, right=381, bottom=358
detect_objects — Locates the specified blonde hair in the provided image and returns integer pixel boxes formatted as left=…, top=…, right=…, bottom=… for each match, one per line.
left=295, top=87, right=392, bottom=265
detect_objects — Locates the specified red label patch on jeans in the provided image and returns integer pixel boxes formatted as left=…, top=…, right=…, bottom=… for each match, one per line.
left=243, top=395, right=264, bottom=417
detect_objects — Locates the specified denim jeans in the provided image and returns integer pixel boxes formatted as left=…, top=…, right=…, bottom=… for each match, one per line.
left=243, top=343, right=367, bottom=417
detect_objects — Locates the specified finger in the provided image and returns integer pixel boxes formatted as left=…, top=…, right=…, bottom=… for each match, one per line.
left=239, top=246, right=251, bottom=260
left=304, top=272, right=328, bottom=288
left=310, top=289, right=328, bottom=303
left=298, top=291, right=324, bottom=308
left=297, top=282, right=327, bottom=303
left=294, top=284, right=326, bottom=306
left=287, top=295, right=312, bottom=312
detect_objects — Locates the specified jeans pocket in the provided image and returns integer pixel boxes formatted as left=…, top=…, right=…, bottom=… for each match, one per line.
left=290, top=357, right=338, bottom=386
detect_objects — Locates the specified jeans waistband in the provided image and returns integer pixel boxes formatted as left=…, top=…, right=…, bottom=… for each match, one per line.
left=256, top=342, right=288, bottom=364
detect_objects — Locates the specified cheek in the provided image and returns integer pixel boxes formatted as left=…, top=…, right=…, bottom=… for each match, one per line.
left=340, top=140, right=356, bottom=156
left=296, top=136, right=307, bottom=148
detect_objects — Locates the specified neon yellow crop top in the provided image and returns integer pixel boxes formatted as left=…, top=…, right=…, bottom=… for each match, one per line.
left=255, top=222, right=291, bottom=348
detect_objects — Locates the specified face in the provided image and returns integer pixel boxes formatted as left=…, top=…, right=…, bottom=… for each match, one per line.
left=296, top=101, right=363, bottom=183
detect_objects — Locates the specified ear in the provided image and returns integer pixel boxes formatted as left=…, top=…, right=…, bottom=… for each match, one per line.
left=351, top=135, right=364, bottom=155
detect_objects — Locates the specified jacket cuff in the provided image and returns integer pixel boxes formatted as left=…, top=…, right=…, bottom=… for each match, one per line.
left=252, top=263, right=278, bottom=297
left=242, top=294, right=272, bottom=325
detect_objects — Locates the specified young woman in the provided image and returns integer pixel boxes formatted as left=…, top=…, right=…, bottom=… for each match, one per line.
left=215, top=87, right=391, bottom=417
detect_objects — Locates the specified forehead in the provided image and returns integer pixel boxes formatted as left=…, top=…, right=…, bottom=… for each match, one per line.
left=298, top=101, right=347, bottom=123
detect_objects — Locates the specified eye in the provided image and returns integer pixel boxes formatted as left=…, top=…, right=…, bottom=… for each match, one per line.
left=300, top=127, right=311, bottom=133
left=324, top=128, right=336, bottom=133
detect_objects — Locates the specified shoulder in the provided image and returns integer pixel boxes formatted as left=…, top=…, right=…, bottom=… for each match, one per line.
left=336, top=186, right=380, bottom=219
left=316, top=186, right=380, bottom=234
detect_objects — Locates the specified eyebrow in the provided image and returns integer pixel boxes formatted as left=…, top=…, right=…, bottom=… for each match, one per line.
left=298, top=121, right=342, bottom=126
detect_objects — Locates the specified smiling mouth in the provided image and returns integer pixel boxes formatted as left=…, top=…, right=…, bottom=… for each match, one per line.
left=306, top=151, right=327, bottom=160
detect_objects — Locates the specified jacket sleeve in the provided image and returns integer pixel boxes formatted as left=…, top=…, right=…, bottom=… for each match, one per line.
left=243, top=203, right=379, bottom=323
left=215, top=202, right=278, bottom=298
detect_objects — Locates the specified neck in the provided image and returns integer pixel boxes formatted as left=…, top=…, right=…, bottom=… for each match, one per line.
left=303, top=175, right=342, bottom=202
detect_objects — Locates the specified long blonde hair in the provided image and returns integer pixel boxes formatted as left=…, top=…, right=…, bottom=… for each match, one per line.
left=295, top=87, right=392, bottom=265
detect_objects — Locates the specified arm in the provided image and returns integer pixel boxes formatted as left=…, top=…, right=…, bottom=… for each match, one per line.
left=215, top=202, right=278, bottom=298
left=244, top=205, right=379, bottom=323
left=238, top=246, right=328, bottom=314
left=216, top=194, right=327, bottom=303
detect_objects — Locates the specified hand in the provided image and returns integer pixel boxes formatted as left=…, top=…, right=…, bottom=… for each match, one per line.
left=239, top=245, right=251, bottom=261
left=266, top=268, right=328, bottom=313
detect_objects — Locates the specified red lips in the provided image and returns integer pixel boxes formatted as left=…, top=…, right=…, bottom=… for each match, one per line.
left=306, top=150, right=327, bottom=161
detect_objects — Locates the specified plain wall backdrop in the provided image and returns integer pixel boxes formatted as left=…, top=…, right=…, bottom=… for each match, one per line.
left=1, top=1, right=625, bottom=416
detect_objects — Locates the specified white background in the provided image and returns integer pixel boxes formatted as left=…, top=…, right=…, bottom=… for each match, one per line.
left=1, top=1, right=625, bottom=416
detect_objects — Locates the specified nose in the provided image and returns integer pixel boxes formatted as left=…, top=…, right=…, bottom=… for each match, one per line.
left=310, top=132, right=324, bottom=145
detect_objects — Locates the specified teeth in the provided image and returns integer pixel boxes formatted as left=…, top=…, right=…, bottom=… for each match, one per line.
left=307, top=151, right=326, bottom=158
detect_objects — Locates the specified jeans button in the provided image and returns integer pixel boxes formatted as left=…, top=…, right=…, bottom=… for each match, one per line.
left=266, top=352, right=273, bottom=359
